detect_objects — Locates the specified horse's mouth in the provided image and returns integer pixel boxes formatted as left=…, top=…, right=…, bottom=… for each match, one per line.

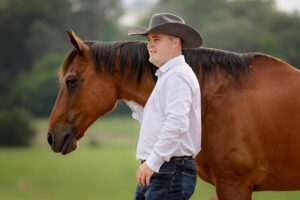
left=60, top=133, right=77, bottom=155
left=48, top=128, right=78, bottom=155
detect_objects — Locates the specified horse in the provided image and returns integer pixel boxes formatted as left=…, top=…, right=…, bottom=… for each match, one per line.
left=47, top=30, right=300, bottom=200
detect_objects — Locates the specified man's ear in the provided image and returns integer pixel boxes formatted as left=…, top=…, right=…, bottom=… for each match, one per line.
left=173, top=37, right=182, bottom=50
left=177, top=37, right=182, bottom=49
left=66, top=29, right=88, bottom=54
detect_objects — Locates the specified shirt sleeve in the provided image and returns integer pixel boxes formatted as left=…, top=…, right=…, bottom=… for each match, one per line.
left=126, top=101, right=144, bottom=124
left=146, top=73, right=194, bottom=172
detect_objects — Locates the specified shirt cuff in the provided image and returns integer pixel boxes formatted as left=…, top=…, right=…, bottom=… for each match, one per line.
left=126, top=101, right=140, bottom=110
left=146, top=152, right=165, bottom=172
left=132, top=111, right=140, bottom=121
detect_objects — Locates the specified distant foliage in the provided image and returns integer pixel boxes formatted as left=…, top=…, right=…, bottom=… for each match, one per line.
left=152, top=0, right=300, bottom=68
left=1, top=0, right=300, bottom=119
left=0, top=107, right=35, bottom=146
left=8, top=53, right=62, bottom=116
left=0, top=0, right=125, bottom=117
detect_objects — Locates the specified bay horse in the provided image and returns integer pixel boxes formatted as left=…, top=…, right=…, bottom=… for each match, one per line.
left=48, top=30, right=300, bottom=200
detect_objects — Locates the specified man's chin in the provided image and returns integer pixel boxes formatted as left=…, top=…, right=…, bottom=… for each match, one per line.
left=149, top=57, right=155, bottom=64
left=149, top=57, right=160, bottom=67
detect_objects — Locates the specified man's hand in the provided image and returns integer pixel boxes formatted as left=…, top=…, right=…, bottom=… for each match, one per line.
left=137, top=162, right=155, bottom=187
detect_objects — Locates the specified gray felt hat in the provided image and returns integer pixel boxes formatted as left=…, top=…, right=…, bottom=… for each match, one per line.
left=128, top=13, right=203, bottom=48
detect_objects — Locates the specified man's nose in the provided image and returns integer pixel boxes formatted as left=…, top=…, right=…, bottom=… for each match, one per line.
left=147, top=41, right=154, bottom=48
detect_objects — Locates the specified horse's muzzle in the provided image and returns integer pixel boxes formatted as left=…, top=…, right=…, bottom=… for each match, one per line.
left=47, top=127, right=77, bottom=155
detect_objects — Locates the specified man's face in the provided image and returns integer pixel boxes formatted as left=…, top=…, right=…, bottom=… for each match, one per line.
left=147, top=33, right=179, bottom=67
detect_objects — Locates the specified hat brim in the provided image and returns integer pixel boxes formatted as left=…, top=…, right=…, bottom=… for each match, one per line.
left=128, top=23, right=202, bottom=48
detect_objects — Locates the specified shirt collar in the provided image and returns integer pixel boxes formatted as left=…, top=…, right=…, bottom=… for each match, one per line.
left=155, top=55, right=186, bottom=77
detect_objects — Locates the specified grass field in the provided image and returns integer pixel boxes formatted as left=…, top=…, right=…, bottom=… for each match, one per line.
left=1, top=116, right=300, bottom=199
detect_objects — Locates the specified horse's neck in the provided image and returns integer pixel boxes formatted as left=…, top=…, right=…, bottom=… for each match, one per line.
left=116, top=62, right=230, bottom=108
left=115, top=69, right=156, bottom=106
left=199, top=65, right=233, bottom=105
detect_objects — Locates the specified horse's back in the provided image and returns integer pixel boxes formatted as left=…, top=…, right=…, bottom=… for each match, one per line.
left=196, top=55, right=300, bottom=191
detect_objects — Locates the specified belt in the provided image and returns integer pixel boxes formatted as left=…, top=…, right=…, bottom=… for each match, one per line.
left=141, top=156, right=193, bottom=164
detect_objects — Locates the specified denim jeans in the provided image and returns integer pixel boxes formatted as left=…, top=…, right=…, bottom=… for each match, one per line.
left=134, top=159, right=197, bottom=200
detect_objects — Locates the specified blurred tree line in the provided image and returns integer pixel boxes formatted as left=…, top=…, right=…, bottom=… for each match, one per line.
left=152, top=0, right=300, bottom=66
left=0, top=0, right=299, bottom=146
left=0, top=0, right=124, bottom=116
left=0, top=0, right=127, bottom=145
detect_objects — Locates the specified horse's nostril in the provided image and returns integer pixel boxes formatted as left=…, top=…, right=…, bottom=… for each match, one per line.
left=47, top=132, right=53, bottom=145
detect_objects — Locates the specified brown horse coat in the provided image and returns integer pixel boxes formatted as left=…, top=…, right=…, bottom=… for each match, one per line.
left=48, top=31, right=300, bottom=200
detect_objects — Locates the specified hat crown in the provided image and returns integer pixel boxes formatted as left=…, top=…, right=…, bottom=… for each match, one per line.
left=149, top=13, right=185, bottom=30
left=128, top=13, right=202, bottom=48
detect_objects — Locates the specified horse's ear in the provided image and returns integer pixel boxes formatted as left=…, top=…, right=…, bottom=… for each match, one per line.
left=66, top=29, right=87, bottom=54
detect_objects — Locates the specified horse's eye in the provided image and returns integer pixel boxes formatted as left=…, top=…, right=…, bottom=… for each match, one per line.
left=66, top=77, right=77, bottom=88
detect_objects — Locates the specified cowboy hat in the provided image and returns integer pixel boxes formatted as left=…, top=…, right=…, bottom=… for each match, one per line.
left=128, top=13, right=202, bottom=48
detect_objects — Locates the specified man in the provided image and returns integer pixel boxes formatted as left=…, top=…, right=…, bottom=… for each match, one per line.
left=127, top=13, right=202, bottom=199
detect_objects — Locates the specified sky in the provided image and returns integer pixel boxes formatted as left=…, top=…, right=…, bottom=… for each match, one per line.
left=120, top=0, right=300, bottom=26
left=275, top=0, right=300, bottom=13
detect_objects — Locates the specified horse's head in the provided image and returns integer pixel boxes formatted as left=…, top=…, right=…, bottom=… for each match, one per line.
left=47, top=30, right=118, bottom=155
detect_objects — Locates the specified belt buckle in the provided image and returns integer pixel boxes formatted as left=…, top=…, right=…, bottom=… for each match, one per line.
left=171, top=157, right=184, bottom=165
left=171, top=156, right=192, bottom=164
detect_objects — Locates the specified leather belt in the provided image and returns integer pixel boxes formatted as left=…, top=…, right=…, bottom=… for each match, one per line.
left=141, top=156, right=193, bottom=164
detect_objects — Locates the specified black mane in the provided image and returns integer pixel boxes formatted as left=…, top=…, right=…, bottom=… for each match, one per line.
left=85, top=40, right=157, bottom=83
left=182, top=47, right=256, bottom=84
left=61, top=40, right=258, bottom=85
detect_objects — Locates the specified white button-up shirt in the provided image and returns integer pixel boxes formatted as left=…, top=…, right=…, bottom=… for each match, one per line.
left=128, top=55, right=201, bottom=172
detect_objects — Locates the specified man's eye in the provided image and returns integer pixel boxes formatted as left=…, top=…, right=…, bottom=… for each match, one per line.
left=66, top=77, right=77, bottom=88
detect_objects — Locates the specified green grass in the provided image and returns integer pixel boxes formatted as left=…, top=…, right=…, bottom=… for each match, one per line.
left=0, top=146, right=138, bottom=200
left=1, top=116, right=300, bottom=199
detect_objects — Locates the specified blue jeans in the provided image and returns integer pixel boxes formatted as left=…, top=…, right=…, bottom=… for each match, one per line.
left=134, top=159, right=197, bottom=200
